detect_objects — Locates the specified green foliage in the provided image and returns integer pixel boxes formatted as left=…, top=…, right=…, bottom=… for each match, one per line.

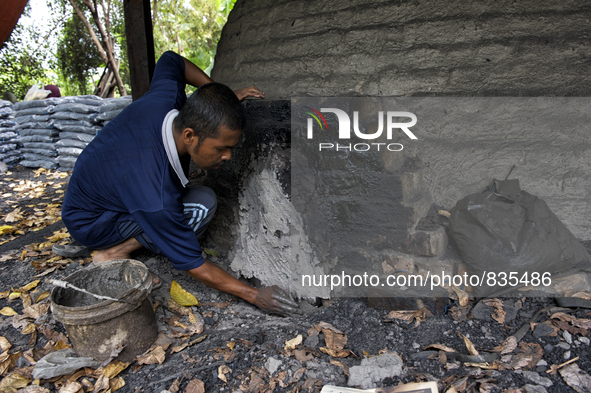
left=56, top=13, right=103, bottom=95
left=1, top=0, right=234, bottom=99
left=0, top=18, right=53, bottom=100
left=53, top=0, right=130, bottom=96
left=153, top=0, right=236, bottom=75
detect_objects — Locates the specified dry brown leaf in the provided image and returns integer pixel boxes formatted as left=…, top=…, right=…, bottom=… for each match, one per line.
left=46, top=231, right=70, bottom=243
left=559, top=363, right=591, bottom=393
left=153, top=334, right=173, bottom=351
left=185, top=322, right=204, bottom=336
left=465, top=362, right=499, bottom=370
left=5, top=208, right=24, bottom=223
left=21, top=323, right=36, bottom=335
left=445, top=387, right=459, bottom=393
left=4, top=352, right=20, bottom=375
left=136, top=346, right=166, bottom=365
left=91, top=375, right=109, bottom=393
left=226, top=341, right=235, bottom=351
left=503, top=342, right=543, bottom=370
left=189, top=335, right=207, bottom=345
left=34, top=291, right=50, bottom=303
left=20, top=294, right=32, bottom=309
left=33, top=266, right=60, bottom=278
left=166, top=298, right=191, bottom=316
left=294, top=349, right=313, bottom=362
left=284, top=334, right=303, bottom=351
left=101, top=361, right=130, bottom=379
left=319, top=347, right=354, bottom=358
left=329, top=359, right=349, bottom=376
left=483, top=298, right=506, bottom=324
left=23, top=303, right=50, bottom=320
left=170, top=342, right=189, bottom=354
left=217, top=365, right=231, bottom=383
left=244, top=372, right=264, bottom=392
left=451, top=376, right=469, bottom=392
left=550, top=312, right=576, bottom=322
left=322, top=329, right=347, bottom=352
left=0, top=336, right=11, bottom=351
left=80, top=378, right=94, bottom=390
left=184, top=379, right=205, bottom=393
left=171, top=335, right=207, bottom=353
left=65, top=369, right=89, bottom=384
left=0, top=290, right=10, bottom=299
left=187, top=311, right=199, bottom=325
left=569, top=291, right=591, bottom=300
left=552, top=320, right=588, bottom=336
left=462, top=334, right=479, bottom=356
left=14, top=386, right=50, bottom=393
left=424, top=344, right=456, bottom=352
left=0, top=372, right=32, bottom=393
left=12, top=315, right=31, bottom=330
left=0, top=352, right=12, bottom=376
left=385, top=309, right=426, bottom=327
left=18, top=280, right=40, bottom=293
left=307, top=325, right=321, bottom=337
left=38, top=326, right=69, bottom=344
left=315, top=322, right=343, bottom=334
left=452, top=286, right=469, bottom=307
left=53, top=341, right=71, bottom=353
left=530, top=321, right=559, bottom=337
left=168, top=378, right=181, bottom=393
left=173, top=320, right=188, bottom=329
left=1, top=307, right=18, bottom=316
left=492, top=336, right=518, bottom=355
left=109, top=377, right=125, bottom=392
left=550, top=312, right=591, bottom=330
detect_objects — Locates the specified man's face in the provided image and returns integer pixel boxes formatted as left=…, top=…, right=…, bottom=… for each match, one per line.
left=189, top=125, right=242, bottom=169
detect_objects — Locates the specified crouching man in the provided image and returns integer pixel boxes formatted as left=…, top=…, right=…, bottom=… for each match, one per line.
left=56, top=51, right=298, bottom=315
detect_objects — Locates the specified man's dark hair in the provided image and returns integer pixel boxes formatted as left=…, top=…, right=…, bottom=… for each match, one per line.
left=175, top=83, right=246, bottom=144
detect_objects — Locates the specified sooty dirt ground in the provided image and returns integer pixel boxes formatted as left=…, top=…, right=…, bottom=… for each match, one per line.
left=0, top=166, right=589, bottom=393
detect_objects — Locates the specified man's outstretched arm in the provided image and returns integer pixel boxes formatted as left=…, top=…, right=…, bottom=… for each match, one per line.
left=182, top=58, right=214, bottom=88
left=186, top=260, right=298, bottom=314
left=181, top=57, right=265, bottom=101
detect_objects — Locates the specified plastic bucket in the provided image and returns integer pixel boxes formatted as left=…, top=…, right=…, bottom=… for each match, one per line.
left=51, top=259, right=158, bottom=362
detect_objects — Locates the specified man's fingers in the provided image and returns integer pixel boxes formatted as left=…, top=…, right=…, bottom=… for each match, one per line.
left=234, top=86, right=265, bottom=101
left=271, top=293, right=298, bottom=308
left=270, top=300, right=301, bottom=315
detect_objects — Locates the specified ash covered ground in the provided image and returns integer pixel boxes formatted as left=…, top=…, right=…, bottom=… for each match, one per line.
left=0, top=167, right=590, bottom=393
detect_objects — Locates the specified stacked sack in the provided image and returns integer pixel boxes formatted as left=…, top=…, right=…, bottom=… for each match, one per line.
left=0, top=100, right=21, bottom=165
left=94, top=96, right=132, bottom=126
left=52, top=95, right=103, bottom=171
left=13, top=99, right=59, bottom=169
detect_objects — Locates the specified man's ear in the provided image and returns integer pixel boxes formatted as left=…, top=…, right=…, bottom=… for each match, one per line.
left=182, top=127, right=198, bottom=146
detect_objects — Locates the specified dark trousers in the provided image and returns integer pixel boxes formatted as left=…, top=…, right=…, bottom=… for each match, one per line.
left=117, top=185, right=217, bottom=254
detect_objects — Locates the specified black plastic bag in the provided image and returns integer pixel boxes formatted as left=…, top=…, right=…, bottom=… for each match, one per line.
left=448, top=179, right=591, bottom=297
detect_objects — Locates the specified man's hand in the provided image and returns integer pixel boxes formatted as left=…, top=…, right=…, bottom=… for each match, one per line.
left=187, top=261, right=298, bottom=315
left=234, top=86, right=265, bottom=101
left=253, top=285, right=299, bottom=314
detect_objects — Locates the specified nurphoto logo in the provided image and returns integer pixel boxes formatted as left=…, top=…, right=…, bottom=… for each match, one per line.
left=303, top=106, right=418, bottom=152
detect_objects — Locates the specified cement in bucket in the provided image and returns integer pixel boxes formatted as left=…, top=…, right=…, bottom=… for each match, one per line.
left=51, top=259, right=158, bottom=362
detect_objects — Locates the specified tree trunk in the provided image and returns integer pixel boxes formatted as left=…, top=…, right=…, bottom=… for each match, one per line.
left=83, top=0, right=127, bottom=96
left=68, top=0, right=109, bottom=67
left=69, top=0, right=127, bottom=96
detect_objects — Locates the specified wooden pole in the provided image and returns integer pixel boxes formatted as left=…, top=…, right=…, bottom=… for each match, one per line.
left=123, top=0, right=155, bottom=100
